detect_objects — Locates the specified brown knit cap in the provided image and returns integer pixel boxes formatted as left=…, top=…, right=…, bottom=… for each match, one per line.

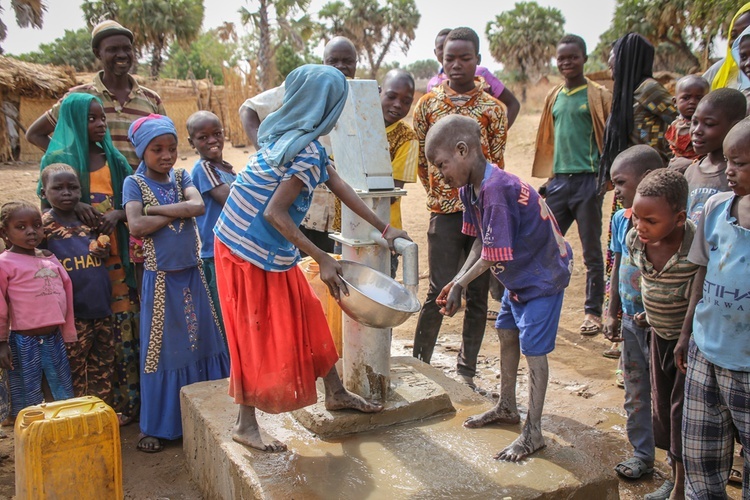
left=91, top=20, right=134, bottom=50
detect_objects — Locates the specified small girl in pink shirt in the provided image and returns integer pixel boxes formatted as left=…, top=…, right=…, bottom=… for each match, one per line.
left=0, top=201, right=76, bottom=420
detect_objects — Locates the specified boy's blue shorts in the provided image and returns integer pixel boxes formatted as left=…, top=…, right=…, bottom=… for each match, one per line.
left=495, top=289, right=564, bottom=356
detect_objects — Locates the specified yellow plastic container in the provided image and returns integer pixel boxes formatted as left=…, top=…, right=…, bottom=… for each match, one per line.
left=299, top=254, right=343, bottom=356
left=15, top=396, right=122, bottom=499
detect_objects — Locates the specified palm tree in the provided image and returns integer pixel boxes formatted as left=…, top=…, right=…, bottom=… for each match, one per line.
left=81, top=0, right=204, bottom=77
left=239, top=0, right=311, bottom=91
left=319, top=0, right=420, bottom=79
left=486, top=1, right=565, bottom=102
left=0, top=0, right=47, bottom=53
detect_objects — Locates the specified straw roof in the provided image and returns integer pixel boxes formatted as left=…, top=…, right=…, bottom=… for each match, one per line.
left=0, top=56, right=77, bottom=99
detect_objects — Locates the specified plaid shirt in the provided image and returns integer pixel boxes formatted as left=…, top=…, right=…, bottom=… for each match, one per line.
left=45, top=71, right=166, bottom=169
left=413, top=78, right=508, bottom=214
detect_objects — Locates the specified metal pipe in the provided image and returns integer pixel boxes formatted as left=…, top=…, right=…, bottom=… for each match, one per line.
left=368, top=230, right=419, bottom=295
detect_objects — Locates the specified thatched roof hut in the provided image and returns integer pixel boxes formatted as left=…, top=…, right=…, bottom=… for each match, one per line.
left=0, top=56, right=77, bottom=162
left=0, top=56, right=77, bottom=99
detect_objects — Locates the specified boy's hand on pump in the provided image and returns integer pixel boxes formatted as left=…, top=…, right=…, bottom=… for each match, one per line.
left=382, top=225, right=410, bottom=253
left=437, top=281, right=462, bottom=317
left=319, top=253, right=349, bottom=301
left=74, top=202, right=101, bottom=229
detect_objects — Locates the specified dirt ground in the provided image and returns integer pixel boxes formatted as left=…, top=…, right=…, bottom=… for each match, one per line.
left=0, top=111, right=742, bottom=499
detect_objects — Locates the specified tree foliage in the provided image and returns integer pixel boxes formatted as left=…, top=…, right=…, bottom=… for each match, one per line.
left=81, top=0, right=204, bottom=77
left=15, top=27, right=97, bottom=71
left=239, top=0, right=313, bottom=90
left=404, top=58, right=439, bottom=80
left=596, top=0, right=739, bottom=73
left=162, top=28, right=239, bottom=84
left=319, top=0, right=420, bottom=79
left=486, top=1, right=564, bottom=101
left=0, top=0, right=46, bottom=53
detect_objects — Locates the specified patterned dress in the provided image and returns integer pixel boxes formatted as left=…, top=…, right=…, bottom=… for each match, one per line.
left=123, top=169, right=229, bottom=440
left=89, top=166, right=141, bottom=419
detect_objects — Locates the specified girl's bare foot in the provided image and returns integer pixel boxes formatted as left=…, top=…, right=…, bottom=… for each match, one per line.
left=233, top=405, right=286, bottom=452
left=464, top=405, right=520, bottom=428
left=232, top=423, right=286, bottom=452
left=494, top=428, right=546, bottom=462
left=325, top=389, right=383, bottom=413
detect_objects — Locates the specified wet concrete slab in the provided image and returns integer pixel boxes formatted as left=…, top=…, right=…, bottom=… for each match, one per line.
left=181, top=356, right=618, bottom=499
left=291, top=358, right=455, bottom=437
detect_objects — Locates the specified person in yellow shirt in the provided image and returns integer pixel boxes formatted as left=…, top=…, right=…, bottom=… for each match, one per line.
left=380, top=69, right=419, bottom=277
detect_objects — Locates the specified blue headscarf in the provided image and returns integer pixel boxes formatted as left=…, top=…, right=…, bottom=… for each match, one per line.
left=128, top=114, right=178, bottom=174
left=732, top=25, right=750, bottom=91
left=257, top=64, right=349, bottom=168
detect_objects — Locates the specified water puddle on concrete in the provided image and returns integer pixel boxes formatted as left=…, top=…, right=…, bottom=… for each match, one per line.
left=246, top=404, right=607, bottom=499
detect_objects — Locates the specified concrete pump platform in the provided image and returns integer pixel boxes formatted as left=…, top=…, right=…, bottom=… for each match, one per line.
left=181, top=356, right=618, bottom=499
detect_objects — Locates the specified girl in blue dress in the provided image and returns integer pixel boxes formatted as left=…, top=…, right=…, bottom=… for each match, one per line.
left=122, top=114, right=229, bottom=453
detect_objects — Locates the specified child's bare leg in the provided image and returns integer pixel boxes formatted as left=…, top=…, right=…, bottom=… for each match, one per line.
left=495, top=354, right=548, bottom=462
left=232, top=404, right=286, bottom=452
left=464, top=328, right=521, bottom=427
left=323, top=366, right=383, bottom=413
left=670, top=461, right=685, bottom=500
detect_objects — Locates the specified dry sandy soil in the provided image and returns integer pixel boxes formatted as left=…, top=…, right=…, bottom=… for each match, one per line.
left=0, top=110, right=742, bottom=499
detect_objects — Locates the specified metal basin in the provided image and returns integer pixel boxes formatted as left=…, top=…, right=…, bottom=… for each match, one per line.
left=337, top=260, right=421, bottom=328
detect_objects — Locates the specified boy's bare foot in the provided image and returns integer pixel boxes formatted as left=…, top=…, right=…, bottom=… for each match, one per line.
left=232, top=423, right=286, bottom=453
left=464, top=405, right=520, bottom=428
left=494, top=428, right=546, bottom=462
left=325, top=389, right=383, bottom=413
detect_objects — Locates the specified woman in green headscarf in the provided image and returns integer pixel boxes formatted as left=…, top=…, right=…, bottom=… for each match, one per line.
left=704, top=2, right=750, bottom=90
left=39, top=93, right=141, bottom=425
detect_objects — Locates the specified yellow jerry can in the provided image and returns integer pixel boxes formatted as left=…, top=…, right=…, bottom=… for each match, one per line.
left=15, top=396, right=122, bottom=499
left=299, top=254, right=344, bottom=356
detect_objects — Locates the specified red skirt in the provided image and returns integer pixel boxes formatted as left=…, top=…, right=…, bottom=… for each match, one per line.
left=214, top=240, right=338, bottom=413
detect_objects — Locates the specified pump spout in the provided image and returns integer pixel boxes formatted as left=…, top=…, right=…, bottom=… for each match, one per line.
left=369, top=230, right=419, bottom=295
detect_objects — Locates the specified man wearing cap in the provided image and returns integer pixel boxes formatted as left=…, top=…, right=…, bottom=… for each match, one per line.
left=26, top=20, right=166, bottom=169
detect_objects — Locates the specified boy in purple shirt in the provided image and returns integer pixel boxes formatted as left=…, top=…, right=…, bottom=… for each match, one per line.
left=430, top=114, right=572, bottom=462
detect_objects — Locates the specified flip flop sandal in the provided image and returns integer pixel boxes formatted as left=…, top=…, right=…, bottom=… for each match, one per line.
left=729, top=467, right=743, bottom=484
left=614, top=457, right=654, bottom=479
left=137, top=434, right=164, bottom=454
left=580, top=316, right=602, bottom=336
left=644, top=480, right=675, bottom=500
left=602, top=347, right=621, bottom=359
left=615, top=369, right=625, bottom=388
left=487, top=310, right=499, bottom=321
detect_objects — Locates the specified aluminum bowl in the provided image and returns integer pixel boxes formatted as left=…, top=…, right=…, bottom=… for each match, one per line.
left=337, top=260, right=421, bottom=329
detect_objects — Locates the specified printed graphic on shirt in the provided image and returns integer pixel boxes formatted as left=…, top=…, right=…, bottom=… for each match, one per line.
left=35, top=263, right=61, bottom=296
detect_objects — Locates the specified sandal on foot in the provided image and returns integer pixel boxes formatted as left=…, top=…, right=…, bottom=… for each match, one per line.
left=729, top=467, right=743, bottom=484
left=602, top=347, right=621, bottom=359
left=615, top=369, right=625, bottom=388
left=644, top=480, right=675, bottom=500
left=580, top=314, right=602, bottom=336
left=137, top=434, right=163, bottom=454
left=117, top=413, right=134, bottom=427
left=614, top=457, right=653, bottom=479
left=457, top=374, right=477, bottom=390
left=487, top=310, right=499, bottom=321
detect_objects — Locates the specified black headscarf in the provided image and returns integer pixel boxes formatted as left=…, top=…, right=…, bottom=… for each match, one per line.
left=598, top=33, right=655, bottom=192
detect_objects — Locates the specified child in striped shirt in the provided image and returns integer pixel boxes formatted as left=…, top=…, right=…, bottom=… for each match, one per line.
left=628, top=169, right=699, bottom=499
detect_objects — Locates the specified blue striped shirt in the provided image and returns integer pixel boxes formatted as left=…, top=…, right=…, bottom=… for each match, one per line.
left=214, top=141, right=330, bottom=271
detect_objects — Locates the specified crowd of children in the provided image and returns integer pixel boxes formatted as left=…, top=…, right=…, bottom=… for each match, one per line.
left=0, top=14, right=748, bottom=499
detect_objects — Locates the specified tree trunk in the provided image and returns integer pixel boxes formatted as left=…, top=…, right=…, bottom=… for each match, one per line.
left=258, top=0, right=277, bottom=91
left=150, top=35, right=165, bottom=78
